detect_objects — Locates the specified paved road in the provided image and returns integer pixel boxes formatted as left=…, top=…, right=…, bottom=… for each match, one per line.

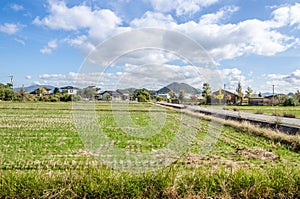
left=187, top=106, right=300, bottom=128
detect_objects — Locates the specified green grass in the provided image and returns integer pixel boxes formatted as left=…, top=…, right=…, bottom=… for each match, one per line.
left=214, top=105, right=300, bottom=118
left=0, top=102, right=299, bottom=198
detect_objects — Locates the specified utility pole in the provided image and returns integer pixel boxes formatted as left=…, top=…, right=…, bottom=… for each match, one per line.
left=272, top=84, right=275, bottom=106
left=8, top=75, right=13, bottom=89
left=224, top=84, right=226, bottom=105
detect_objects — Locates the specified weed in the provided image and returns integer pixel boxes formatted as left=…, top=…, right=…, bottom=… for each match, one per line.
left=283, top=112, right=296, bottom=118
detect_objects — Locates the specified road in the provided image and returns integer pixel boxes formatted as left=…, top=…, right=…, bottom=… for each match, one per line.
left=187, top=106, right=300, bottom=128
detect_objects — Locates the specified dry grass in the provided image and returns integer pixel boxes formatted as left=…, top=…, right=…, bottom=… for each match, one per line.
left=182, top=109, right=300, bottom=152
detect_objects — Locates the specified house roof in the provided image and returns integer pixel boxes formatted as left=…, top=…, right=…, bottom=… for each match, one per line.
left=61, top=86, right=79, bottom=89
left=101, top=90, right=123, bottom=96
left=212, top=89, right=237, bottom=96
left=30, top=87, right=52, bottom=94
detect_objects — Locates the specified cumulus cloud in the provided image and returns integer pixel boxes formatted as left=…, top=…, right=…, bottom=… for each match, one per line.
left=199, top=6, right=239, bottom=25
left=219, top=68, right=248, bottom=91
left=40, top=39, right=58, bottom=54
left=271, top=3, right=300, bottom=28
left=25, top=75, right=32, bottom=80
left=148, top=0, right=219, bottom=16
left=33, top=1, right=300, bottom=63
left=0, top=23, right=23, bottom=34
left=266, top=70, right=300, bottom=92
left=33, top=0, right=121, bottom=44
left=38, top=62, right=224, bottom=90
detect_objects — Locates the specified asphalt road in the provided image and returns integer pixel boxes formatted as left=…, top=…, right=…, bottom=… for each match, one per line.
left=187, top=106, right=300, bottom=128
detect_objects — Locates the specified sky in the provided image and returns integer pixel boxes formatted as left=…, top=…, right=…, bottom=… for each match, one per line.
left=0, top=0, right=300, bottom=94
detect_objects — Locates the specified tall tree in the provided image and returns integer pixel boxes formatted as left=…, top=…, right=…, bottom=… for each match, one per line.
left=0, top=83, right=15, bottom=101
left=236, top=82, right=243, bottom=104
left=178, top=89, right=185, bottom=103
left=53, top=87, right=60, bottom=94
left=295, top=90, right=300, bottom=102
left=202, top=83, right=211, bottom=104
left=168, top=90, right=175, bottom=99
left=258, top=92, right=262, bottom=97
left=245, top=86, right=253, bottom=98
left=216, top=88, right=224, bottom=104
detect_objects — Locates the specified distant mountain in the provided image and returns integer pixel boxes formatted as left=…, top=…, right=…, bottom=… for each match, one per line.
left=14, top=84, right=56, bottom=93
left=157, top=82, right=200, bottom=94
left=116, top=88, right=137, bottom=94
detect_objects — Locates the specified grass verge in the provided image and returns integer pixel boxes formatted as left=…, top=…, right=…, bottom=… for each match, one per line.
left=0, top=164, right=299, bottom=199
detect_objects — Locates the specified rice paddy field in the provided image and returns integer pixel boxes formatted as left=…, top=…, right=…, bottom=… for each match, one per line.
left=0, top=102, right=299, bottom=198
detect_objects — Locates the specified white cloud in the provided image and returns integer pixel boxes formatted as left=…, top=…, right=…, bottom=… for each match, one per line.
left=266, top=70, right=300, bottom=93
left=0, top=23, right=22, bottom=34
left=11, top=3, right=24, bottom=11
left=33, top=1, right=300, bottom=63
left=130, top=12, right=176, bottom=28
left=14, top=38, right=25, bottom=45
left=271, top=3, right=300, bottom=28
left=39, top=73, right=66, bottom=80
left=40, top=39, right=58, bottom=54
left=148, top=0, right=219, bottom=16
left=33, top=0, right=121, bottom=43
left=199, top=6, right=239, bottom=25
left=219, top=68, right=249, bottom=91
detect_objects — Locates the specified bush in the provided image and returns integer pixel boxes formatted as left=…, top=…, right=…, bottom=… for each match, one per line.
left=156, top=96, right=165, bottom=102
left=137, top=95, right=147, bottom=102
left=255, top=109, right=263, bottom=114
left=283, top=112, right=296, bottom=118
left=71, top=94, right=81, bottom=102
left=272, top=111, right=281, bottom=117
left=60, top=94, right=72, bottom=102
left=282, top=97, right=299, bottom=106
left=171, top=98, right=179, bottom=104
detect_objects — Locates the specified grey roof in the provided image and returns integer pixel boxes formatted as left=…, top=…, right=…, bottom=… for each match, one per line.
left=60, top=86, right=79, bottom=89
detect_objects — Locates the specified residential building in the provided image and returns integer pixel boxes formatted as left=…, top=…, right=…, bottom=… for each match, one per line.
left=61, top=86, right=79, bottom=95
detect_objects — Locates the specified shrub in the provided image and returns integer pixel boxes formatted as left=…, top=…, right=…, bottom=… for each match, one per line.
left=282, top=97, right=299, bottom=106
left=156, top=96, right=165, bottom=102
left=171, top=98, right=179, bottom=104
left=283, top=112, right=296, bottom=118
left=272, top=111, right=281, bottom=117
left=255, top=109, right=263, bottom=114
left=233, top=108, right=239, bottom=112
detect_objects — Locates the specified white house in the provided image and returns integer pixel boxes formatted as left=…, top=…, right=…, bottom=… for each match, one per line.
left=61, top=86, right=79, bottom=95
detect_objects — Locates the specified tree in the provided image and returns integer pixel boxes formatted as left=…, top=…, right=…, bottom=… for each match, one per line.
left=236, top=82, right=243, bottom=105
left=36, top=87, right=48, bottom=96
left=245, top=86, right=253, bottom=98
left=202, top=83, right=211, bottom=104
left=216, top=88, right=224, bottom=104
left=78, top=87, right=97, bottom=99
left=295, top=90, right=300, bottom=102
left=133, top=89, right=150, bottom=102
left=178, top=89, right=185, bottom=103
left=53, top=87, right=60, bottom=94
left=168, top=90, right=175, bottom=99
left=258, top=92, right=262, bottom=97
left=0, top=83, right=15, bottom=101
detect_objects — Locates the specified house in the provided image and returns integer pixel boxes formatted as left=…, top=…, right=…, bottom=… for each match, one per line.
left=30, top=87, right=51, bottom=96
left=60, top=86, right=79, bottom=95
left=211, top=89, right=238, bottom=105
left=157, top=93, right=170, bottom=99
left=247, top=96, right=271, bottom=106
left=99, top=90, right=129, bottom=101
left=264, top=94, right=286, bottom=105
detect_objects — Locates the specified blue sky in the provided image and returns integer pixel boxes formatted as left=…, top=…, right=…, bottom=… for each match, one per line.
left=0, top=0, right=300, bottom=93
